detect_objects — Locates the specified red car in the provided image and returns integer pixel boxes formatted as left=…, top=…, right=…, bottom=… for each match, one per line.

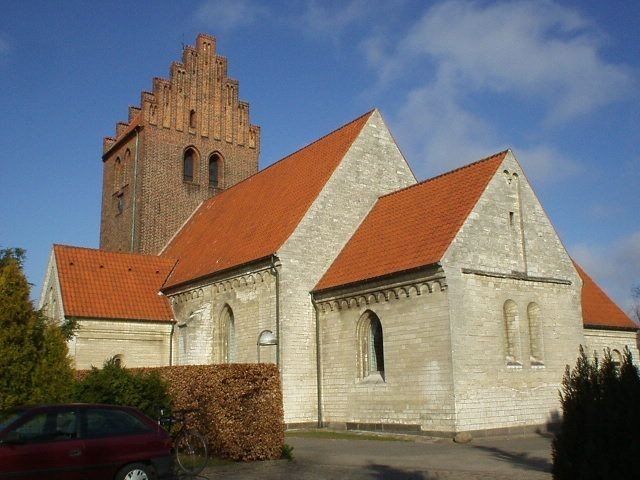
left=0, top=404, right=173, bottom=480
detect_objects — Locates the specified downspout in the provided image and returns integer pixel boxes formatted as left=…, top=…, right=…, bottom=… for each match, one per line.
left=169, top=322, right=174, bottom=366
left=312, top=298, right=323, bottom=428
left=269, top=256, right=280, bottom=367
left=130, top=128, right=140, bottom=252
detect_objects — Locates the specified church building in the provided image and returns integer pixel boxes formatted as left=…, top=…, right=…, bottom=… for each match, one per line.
left=40, top=34, right=638, bottom=436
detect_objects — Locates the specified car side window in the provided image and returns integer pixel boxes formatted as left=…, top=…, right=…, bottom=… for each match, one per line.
left=10, top=411, right=78, bottom=443
left=85, top=409, right=151, bottom=438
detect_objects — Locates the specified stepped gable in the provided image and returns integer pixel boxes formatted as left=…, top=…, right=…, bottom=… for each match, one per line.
left=315, top=151, right=508, bottom=291
left=574, top=262, right=638, bottom=330
left=54, top=245, right=175, bottom=321
left=161, top=110, right=375, bottom=289
left=102, top=33, right=260, bottom=157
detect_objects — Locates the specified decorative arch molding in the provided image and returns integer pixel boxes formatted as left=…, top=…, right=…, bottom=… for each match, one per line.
left=315, top=276, right=447, bottom=314
left=169, top=269, right=272, bottom=305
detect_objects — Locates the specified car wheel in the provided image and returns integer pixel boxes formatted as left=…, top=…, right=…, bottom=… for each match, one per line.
left=115, top=463, right=156, bottom=480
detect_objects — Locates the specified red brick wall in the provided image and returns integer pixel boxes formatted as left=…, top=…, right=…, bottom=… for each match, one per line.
left=100, top=34, right=260, bottom=254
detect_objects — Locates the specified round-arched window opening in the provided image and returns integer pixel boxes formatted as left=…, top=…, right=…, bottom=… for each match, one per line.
left=183, top=149, right=195, bottom=182
left=209, top=153, right=222, bottom=188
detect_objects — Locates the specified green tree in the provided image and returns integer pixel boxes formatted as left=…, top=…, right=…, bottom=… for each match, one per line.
left=0, top=248, right=74, bottom=409
left=553, top=346, right=640, bottom=479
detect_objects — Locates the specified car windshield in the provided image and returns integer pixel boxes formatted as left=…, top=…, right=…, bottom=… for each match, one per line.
left=0, top=409, right=25, bottom=431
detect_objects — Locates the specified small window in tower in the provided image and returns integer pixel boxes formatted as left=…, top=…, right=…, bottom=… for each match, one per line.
left=116, top=193, right=124, bottom=215
left=183, top=149, right=195, bottom=182
left=189, top=110, right=196, bottom=129
left=509, top=211, right=515, bottom=227
left=209, top=153, right=221, bottom=188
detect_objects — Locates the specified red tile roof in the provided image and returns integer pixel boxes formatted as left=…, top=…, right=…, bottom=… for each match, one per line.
left=54, top=245, right=175, bottom=322
left=315, top=151, right=508, bottom=291
left=162, top=110, right=374, bottom=289
left=574, top=262, right=638, bottom=330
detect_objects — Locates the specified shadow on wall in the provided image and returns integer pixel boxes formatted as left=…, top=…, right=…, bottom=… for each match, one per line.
left=471, top=445, right=552, bottom=473
left=535, top=409, right=561, bottom=439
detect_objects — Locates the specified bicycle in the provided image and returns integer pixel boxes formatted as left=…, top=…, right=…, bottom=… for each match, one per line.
left=159, top=408, right=208, bottom=477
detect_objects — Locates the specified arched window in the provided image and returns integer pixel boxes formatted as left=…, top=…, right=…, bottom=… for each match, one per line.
left=209, top=153, right=221, bottom=188
left=112, top=354, right=124, bottom=368
left=189, top=110, right=196, bottom=129
left=357, top=310, right=385, bottom=380
left=503, top=300, right=521, bottom=365
left=183, top=148, right=195, bottom=182
left=612, top=349, right=622, bottom=372
left=527, top=303, right=544, bottom=365
left=219, top=305, right=236, bottom=363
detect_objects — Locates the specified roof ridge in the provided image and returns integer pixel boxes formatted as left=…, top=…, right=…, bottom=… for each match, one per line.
left=380, top=149, right=509, bottom=200
left=54, top=244, right=175, bottom=261
left=196, top=109, right=376, bottom=209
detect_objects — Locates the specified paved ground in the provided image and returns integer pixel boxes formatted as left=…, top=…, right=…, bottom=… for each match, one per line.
left=195, top=432, right=553, bottom=479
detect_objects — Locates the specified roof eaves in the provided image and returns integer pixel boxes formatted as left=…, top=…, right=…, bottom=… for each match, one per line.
left=162, top=254, right=275, bottom=293
left=313, top=262, right=442, bottom=295
left=584, top=323, right=638, bottom=332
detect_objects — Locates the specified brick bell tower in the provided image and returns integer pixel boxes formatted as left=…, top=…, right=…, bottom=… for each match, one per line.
left=100, top=34, right=260, bottom=255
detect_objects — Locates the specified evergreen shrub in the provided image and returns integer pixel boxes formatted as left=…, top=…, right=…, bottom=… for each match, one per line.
left=552, top=346, right=640, bottom=479
left=74, top=358, right=171, bottom=419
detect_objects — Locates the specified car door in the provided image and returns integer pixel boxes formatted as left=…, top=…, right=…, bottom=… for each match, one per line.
left=80, top=407, right=162, bottom=478
left=0, top=407, right=84, bottom=480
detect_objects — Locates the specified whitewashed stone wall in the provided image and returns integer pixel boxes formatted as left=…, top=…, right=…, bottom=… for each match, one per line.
left=38, top=251, right=66, bottom=325
left=71, top=319, right=173, bottom=369
left=317, top=271, right=455, bottom=433
left=168, top=262, right=278, bottom=367
left=584, top=328, right=640, bottom=366
left=277, top=111, right=416, bottom=424
left=442, top=151, right=585, bottom=432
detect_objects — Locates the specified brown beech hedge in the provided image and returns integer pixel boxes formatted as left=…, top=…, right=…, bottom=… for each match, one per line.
left=79, top=363, right=284, bottom=461
left=152, top=364, right=284, bottom=461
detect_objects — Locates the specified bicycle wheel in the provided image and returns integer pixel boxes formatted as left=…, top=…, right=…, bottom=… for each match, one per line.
left=175, top=429, right=208, bottom=476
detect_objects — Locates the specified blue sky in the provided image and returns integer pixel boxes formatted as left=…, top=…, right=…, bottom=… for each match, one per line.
left=0, top=0, right=638, bottom=313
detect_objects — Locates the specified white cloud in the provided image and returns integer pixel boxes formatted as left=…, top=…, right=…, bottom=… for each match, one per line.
left=367, top=1, right=635, bottom=180
left=380, top=0, right=634, bottom=121
left=297, top=0, right=368, bottom=44
left=195, top=0, right=368, bottom=41
left=195, top=0, right=270, bottom=31
left=572, top=231, right=640, bottom=313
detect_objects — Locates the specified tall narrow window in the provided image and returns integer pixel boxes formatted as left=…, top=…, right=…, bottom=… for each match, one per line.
left=183, top=149, right=195, bottom=182
left=527, top=303, right=544, bottom=365
left=209, top=153, right=221, bottom=188
left=116, top=193, right=124, bottom=215
left=503, top=300, right=521, bottom=365
left=357, top=310, right=385, bottom=380
left=219, top=305, right=236, bottom=363
left=189, top=110, right=196, bottom=129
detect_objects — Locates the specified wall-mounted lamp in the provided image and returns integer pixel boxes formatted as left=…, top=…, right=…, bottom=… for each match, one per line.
left=257, top=329, right=278, bottom=364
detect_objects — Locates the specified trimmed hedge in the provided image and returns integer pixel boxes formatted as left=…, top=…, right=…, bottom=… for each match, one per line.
left=145, top=364, right=284, bottom=462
